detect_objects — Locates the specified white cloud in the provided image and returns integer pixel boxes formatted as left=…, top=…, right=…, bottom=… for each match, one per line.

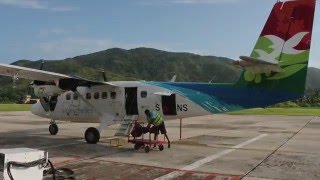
left=0, top=0, right=46, bottom=9
left=0, top=0, right=76, bottom=11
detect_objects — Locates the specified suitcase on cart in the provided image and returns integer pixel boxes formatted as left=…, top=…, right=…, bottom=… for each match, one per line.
left=128, top=121, right=166, bottom=153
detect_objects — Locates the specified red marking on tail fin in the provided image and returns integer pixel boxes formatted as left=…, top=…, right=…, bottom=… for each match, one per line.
left=261, top=0, right=315, bottom=50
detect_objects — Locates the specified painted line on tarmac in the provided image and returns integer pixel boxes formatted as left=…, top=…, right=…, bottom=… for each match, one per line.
left=39, top=142, right=84, bottom=149
left=155, top=134, right=268, bottom=180
left=37, top=137, right=114, bottom=149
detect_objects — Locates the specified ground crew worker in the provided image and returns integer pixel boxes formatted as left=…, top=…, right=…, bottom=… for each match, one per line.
left=145, top=109, right=171, bottom=148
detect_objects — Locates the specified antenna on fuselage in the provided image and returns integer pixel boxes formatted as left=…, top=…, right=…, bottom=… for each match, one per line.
left=101, top=69, right=107, bottom=82
left=40, top=59, right=45, bottom=70
left=170, top=75, right=177, bottom=82
left=209, top=76, right=216, bottom=83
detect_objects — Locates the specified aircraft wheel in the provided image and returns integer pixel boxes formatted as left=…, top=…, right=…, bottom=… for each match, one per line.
left=85, top=127, right=100, bottom=144
left=144, top=146, right=150, bottom=153
left=159, top=144, right=164, bottom=151
left=49, top=124, right=58, bottom=135
left=134, top=143, right=142, bottom=150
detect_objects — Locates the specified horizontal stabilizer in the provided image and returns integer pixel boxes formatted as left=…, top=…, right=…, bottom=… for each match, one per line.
left=239, top=56, right=278, bottom=65
left=235, top=56, right=283, bottom=74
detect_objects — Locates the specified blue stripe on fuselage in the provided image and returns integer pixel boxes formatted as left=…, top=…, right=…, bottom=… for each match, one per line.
left=146, top=82, right=302, bottom=113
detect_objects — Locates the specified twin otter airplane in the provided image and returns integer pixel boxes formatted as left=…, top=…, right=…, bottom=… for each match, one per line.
left=0, top=0, right=316, bottom=144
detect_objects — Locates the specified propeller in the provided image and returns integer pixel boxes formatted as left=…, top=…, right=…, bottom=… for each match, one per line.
left=25, top=60, right=45, bottom=103
left=12, top=73, right=18, bottom=88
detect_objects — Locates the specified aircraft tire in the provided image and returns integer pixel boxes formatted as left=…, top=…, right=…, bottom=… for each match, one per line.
left=85, top=127, right=100, bottom=144
left=134, top=143, right=143, bottom=150
left=144, top=146, right=150, bottom=153
left=49, top=124, right=58, bottom=135
left=159, top=144, right=164, bottom=151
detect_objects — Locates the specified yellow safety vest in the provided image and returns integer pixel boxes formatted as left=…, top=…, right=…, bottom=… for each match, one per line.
left=147, top=112, right=164, bottom=126
left=153, top=113, right=163, bottom=126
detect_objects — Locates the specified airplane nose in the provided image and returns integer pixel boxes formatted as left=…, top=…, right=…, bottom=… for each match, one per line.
left=31, top=101, right=47, bottom=117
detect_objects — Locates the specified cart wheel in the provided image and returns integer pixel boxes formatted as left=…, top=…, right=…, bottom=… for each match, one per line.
left=159, top=144, right=164, bottom=151
left=134, top=144, right=141, bottom=150
left=145, top=146, right=150, bottom=153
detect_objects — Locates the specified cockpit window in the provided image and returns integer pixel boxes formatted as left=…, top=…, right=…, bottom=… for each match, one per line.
left=94, top=92, right=100, bottom=99
left=73, top=93, right=78, bottom=100
left=111, top=92, right=116, bottom=99
left=66, top=93, right=71, bottom=100
left=86, top=93, right=91, bottom=100
left=102, top=92, right=108, bottom=99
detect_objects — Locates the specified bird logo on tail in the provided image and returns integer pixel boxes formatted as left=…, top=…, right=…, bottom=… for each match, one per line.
left=254, top=32, right=308, bottom=64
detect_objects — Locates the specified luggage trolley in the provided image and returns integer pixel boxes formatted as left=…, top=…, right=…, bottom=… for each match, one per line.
left=128, top=120, right=166, bottom=153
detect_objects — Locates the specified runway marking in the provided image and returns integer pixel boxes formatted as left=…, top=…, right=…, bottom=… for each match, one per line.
left=155, top=134, right=268, bottom=180
left=38, top=137, right=113, bottom=149
left=39, top=142, right=84, bottom=149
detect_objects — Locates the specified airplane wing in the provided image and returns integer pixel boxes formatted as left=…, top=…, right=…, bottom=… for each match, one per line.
left=239, top=56, right=278, bottom=65
left=0, top=63, right=115, bottom=90
left=0, top=63, right=70, bottom=82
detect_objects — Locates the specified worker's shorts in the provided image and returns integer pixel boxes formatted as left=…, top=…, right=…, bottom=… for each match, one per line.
left=153, top=122, right=167, bottom=135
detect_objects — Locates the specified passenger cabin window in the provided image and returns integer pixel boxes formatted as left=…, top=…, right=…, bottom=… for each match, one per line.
left=66, top=93, right=71, bottom=100
left=141, top=91, right=147, bottom=98
left=86, top=93, right=91, bottom=100
left=102, top=92, right=108, bottom=99
left=111, top=92, right=116, bottom=99
left=73, top=93, right=78, bottom=100
left=94, top=92, right=100, bottom=99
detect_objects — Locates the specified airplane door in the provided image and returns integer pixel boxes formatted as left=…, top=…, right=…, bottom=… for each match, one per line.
left=125, top=87, right=138, bottom=115
left=162, top=94, right=177, bottom=115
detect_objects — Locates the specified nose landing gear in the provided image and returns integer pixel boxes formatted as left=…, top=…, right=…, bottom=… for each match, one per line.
left=49, top=123, right=58, bottom=135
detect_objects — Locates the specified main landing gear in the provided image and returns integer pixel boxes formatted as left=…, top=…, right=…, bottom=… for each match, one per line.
left=49, top=120, right=58, bottom=135
left=47, top=117, right=109, bottom=144
left=85, top=127, right=100, bottom=144
left=84, top=118, right=110, bottom=144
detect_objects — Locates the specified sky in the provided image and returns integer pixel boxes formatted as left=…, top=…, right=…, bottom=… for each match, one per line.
left=0, top=0, right=320, bottom=68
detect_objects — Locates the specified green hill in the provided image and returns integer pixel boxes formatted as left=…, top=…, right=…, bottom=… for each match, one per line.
left=306, top=67, right=320, bottom=90
left=12, top=47, right=242, bottom=82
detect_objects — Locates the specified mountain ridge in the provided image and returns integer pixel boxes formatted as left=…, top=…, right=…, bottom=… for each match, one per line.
left=12, top=47, right=242, bottom=83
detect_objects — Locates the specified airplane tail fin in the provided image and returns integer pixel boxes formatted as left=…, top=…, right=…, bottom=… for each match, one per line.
left=236, top=0, right=316, bottom=95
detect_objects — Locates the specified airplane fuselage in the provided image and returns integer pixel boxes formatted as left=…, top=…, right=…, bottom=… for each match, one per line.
left=31, top=81, right=210, bottom=124
left=31, top=80, right=303, bottom=126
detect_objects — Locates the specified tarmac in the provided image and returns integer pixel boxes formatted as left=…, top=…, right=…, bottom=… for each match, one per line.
left=0, top=111, right=320, bottom=180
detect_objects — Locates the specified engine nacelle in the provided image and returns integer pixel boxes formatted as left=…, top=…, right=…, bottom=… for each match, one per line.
left=33, top=85, right=64, bottom=97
